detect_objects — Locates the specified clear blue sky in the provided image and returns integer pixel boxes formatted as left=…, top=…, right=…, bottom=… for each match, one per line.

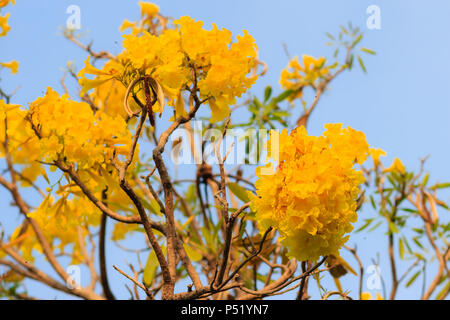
left=0, top=0, right=449, bottom=299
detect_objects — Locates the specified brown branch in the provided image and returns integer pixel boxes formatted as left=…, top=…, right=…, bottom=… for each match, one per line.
left=420, top=192, right=448, bottom=300
left=344, top=245, right=364, bottom=300
left=65, top=34, right=115, bottom=60
left=114, top=108, right=173, bottom=299
left=99, top=202, right=116, bottom=300
left=76, top=226, right=98, bottom=291
left=113, top=265, right=154, bottom=299
left=321, top=291, right=353, bottom=300
left=217, top=227, right=273, bottom=290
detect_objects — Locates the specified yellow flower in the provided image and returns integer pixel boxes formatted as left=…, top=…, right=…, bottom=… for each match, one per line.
left=369, top=147, right=386, bottom=167
left=118, top=15, right=258, bottom=122
left=361, top=292, right=384, bottom=300
left=0, top=60, right=19, bottom=74
left=0, top=0, right=15, bottom=8
left=78, top=15, right=258, bottom=122
left=119, top=19, right=136, bottom=32
left=280, top=55, right=332, bottom=101
left=0, top=13, right=11, bottom=37
left=384, top=157, right=405, bottom=174
left=139, top=2, right=159, bottom=18
left=251, top=124, right=369, bottom=261
left=77, top=55, right=123, bottom=97
left=112, top=222, right=140, bottom=241
left=28, top=87, right=132, bottom=168
left=0, top=99, right=42, bottom=185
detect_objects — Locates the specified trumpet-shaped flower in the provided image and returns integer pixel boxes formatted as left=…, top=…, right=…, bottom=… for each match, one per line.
left=0, top=60, right=19, bottom=74
left=280, top=55, right=333, bottom=101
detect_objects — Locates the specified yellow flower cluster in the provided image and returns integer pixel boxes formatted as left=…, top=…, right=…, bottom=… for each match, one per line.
left=89, top=67, right=133, bottom=119
left=139, top=1, right=159, bottom=18
left=251, top=123, right=370, bottom=261
left=280, top=55, right=332, bottom=101
left=79, top=15, right=258, bottom=122
left=120, top=1, right=165, bottom=36
left=0, top=99, right=41, bottom=185
left=175, top=16, right=258, bottom=121
left=28, top=87, right=132, bottom=168
left=7, top=195, right=100, bottom=264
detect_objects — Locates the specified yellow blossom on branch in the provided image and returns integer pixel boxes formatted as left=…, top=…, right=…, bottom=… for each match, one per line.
left=383, top=157, right=406, bottom=174
left=28, top=87, right=132, bottom=169
left=251, top=123, right=370, bottom=261
left=139, top=1, right=159, bottom=18
left=0, top=60, right=19, bottom=74
left=280, top=55, right=333, bottom=101
left=0, top=99, right=42, bottom=185
left=77, top=56, right=124, bottom=97
left=369, top=147, right=387, bottom=167
left=79, top=15, right=258, bottom=122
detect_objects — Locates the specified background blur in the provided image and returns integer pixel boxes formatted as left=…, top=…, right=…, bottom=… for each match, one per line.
left=0, top=0, right=449, bottom=299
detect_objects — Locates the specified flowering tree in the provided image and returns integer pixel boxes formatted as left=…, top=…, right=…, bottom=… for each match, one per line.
left=0, top=1, right=448, bottom=300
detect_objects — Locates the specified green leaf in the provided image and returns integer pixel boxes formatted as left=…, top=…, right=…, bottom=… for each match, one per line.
left=413, top=237, right=424, bottom=249
left=421, top=173, right=430, bottom=187
left=355, top=218, right=373, bottom=233
left=402, top=208, right=419, bottom=214
left=252, top=96, right=263, bottom=109
left=402, top=236, right=412, bottom=253
left=406, top=270, right=421, bottom=288
left=271, top=90, right=294, bottom=104
left=399, top=238, right=405, bottom=259
left=143, top=250, right=158, bottom=287
left=348, top=54, right=354, bottom=69
left=263, top=86, right=272, bottom=103
left=368, top=221, right=383, bottom=232
left=360, top=47, right=376, bottom=55
left=436, top=201, right=449, bottom=210
left=389, top=221, right=399, bottom=234
left=325, top=32, right=335, bottom=40
left=414, top=253, right=426, bottom=261
left=228, top=182, right=250, bottom=203
left=435, top=281, right=450, bottom=299
left=352, top=34, right=363, bottom=48
left=357, top=55, right=366, bottom=73
left=431, top=182, right=450, bottom=190
left=333, top=48, right=339, bottom=58
left=370, top=195, right=376, bottom=209
left=271, top=110, right=290, bottom=117
left=340, top=25, right=349, bottom=35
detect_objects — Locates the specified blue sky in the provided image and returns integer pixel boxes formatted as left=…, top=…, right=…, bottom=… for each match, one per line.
left=0, top=0, right=449, bottom=299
